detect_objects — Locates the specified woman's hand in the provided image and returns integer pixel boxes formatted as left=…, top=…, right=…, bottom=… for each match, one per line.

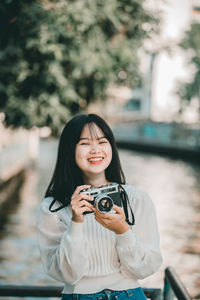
left=94, top=205, right=130, bottom=234
left=71, top=185, right=94, bottom=223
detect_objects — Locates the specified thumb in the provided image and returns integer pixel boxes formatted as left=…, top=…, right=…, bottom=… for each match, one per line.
left=113, top=204, right=123, bottom=214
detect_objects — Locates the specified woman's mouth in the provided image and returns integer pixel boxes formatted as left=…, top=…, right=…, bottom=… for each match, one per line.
left=88, top=157, right=104, bottom=165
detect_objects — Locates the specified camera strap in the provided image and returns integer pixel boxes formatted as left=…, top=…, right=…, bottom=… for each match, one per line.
left=120, top=185, right=135, bottom=226
left=49, top=198, right=67, bottom=212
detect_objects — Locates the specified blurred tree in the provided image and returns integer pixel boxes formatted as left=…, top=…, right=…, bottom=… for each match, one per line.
left=177, top=23, right=200, bottom=117
left=0, top=0, right=159, bottom=133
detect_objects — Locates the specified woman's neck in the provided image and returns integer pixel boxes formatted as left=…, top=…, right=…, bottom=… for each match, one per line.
left=83, top=174, right=110, bottom=188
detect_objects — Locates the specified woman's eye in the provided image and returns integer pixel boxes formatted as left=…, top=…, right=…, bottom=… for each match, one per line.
left=80, top=142, right=89, bottom=145
left=99, top=140, right=107, bottom=144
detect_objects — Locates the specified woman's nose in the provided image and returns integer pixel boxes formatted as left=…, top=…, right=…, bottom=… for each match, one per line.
left=90, top=143, right=100, bottom=153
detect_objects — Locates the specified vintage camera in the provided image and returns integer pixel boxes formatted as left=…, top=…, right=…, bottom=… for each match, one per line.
left=81, top=183, right=122, bottom=213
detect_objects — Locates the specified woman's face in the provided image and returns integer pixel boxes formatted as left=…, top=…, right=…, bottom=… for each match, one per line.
left=75, top=123, right=112, bottom=179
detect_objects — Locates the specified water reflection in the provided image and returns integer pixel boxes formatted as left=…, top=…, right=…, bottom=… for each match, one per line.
left=0, top=140, right=199, bottom=299
left=119, top=150, right=200, bottom=296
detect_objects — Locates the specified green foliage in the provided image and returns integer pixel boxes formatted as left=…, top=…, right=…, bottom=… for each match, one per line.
left=177, top=23, right=200, bottom=110
left=0, top=0, right=159, bottom=132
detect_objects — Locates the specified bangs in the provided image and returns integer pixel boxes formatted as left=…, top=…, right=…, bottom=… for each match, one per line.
left=83, top=122, right=105, bottom=140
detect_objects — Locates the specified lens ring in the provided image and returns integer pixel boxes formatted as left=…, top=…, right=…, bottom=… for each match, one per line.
left=94, top=194, right=113, bottom=213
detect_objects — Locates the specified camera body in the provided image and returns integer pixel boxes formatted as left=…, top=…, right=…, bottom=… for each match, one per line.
left=81, top=183, right=122, bottom=213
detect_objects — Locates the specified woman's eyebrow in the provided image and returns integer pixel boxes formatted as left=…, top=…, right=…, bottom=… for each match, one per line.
left=79, top=136, right=106, bottom=141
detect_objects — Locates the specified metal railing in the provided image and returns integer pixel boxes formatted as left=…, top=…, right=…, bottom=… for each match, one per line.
left=164, top=267, right=192, bottom=300
left=0, top=267, right=193, bottom=299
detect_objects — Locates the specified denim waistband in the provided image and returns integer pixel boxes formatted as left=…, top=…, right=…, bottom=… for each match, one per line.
left=61, top=287, right=146, bottom=300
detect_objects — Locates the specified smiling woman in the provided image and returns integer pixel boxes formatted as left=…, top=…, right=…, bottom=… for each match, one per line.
left=75, top=123, right=113, bottom=187
left=37, top=113, right=162, bottom=300
left=44, top=114, right=125, bottom=209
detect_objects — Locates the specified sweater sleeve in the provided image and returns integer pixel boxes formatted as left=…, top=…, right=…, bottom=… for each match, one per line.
left=37, top=198, right=89, bottom=284
left=116, top=188, right=162, bottom=280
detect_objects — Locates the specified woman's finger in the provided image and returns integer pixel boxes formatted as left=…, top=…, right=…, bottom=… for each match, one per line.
left=79, top=206, right=94, bottom=214
left=77, top=200, right=94, bottom=209
left=79, top=193, right=93, bottom=201
left=94, top=207, right=114, bottom=217
left=71, top=193, right=93, bottom=206
left=112, top=205, right=124, bottom=214
left=72, top=185, right=91, bottom=199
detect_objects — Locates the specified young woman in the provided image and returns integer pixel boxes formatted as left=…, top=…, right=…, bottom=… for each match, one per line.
left=37, top=113, right=162, bottom=300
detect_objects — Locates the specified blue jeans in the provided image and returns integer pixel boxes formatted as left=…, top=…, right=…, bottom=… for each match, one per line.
left=61, top=287, right=147, bottom=299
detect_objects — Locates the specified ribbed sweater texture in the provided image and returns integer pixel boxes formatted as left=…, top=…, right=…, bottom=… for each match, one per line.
left=37, top=185, right=162, bottom=294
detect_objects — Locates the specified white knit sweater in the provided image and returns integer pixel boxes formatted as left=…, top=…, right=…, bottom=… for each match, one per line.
left=37, top=185, right=162, bottom=294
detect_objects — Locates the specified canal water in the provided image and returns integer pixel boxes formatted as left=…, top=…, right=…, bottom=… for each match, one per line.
left=0, top=139, right=200, bottom=299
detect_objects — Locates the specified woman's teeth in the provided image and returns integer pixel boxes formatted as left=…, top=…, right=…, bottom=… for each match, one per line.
left=88, top=157, right=103, bottom=162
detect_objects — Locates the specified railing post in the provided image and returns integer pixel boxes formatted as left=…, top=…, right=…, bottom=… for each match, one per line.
left=164, top=275, right=174, bottom=300
left=164, top=267, right=192, bottom=300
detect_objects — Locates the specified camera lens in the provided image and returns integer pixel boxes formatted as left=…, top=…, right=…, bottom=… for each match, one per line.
left=94, top=194, right=113, bottom=213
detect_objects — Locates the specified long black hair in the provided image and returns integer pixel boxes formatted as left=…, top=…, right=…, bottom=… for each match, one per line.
left=45, top=114, right=125, bottom=210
